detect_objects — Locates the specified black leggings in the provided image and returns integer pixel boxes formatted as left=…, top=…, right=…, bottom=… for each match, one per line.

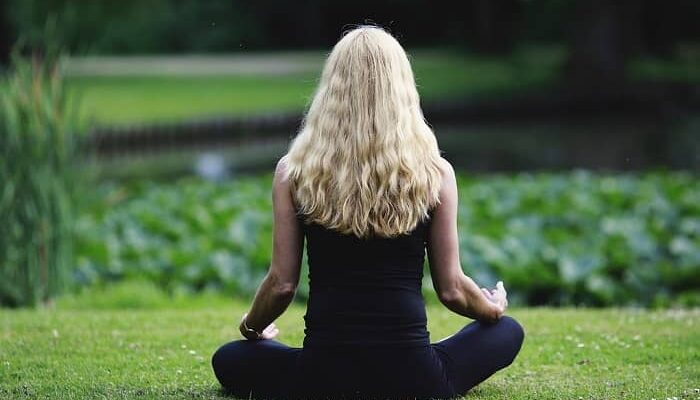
left=212, top=315, right=525, bottom=400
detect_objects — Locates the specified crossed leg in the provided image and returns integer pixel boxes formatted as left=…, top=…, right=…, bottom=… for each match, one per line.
left=211, top=339, right=301, bottom=400
left=431, top=315, right=525, bottom=397
left=211, top=316, right=525, bottom=400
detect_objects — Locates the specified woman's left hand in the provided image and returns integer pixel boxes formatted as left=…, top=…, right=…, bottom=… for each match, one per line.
left=239, top=313, right=280, bottom=340
left=481, top=282, right=508, bottom=317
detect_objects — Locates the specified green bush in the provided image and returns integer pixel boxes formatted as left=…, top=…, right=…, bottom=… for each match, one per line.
left=74, top=171, right=700, bottom=307
left=55, top=279, right=230, bottom=310
left=0, top=46, right=84, bottom=307
left=74, top=177, right=276, bottom=298
left=455, top=171, right=699, bottom=307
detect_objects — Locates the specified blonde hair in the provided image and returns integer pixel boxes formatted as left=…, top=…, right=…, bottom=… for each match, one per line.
left=284, top=25, right=443, bottom=239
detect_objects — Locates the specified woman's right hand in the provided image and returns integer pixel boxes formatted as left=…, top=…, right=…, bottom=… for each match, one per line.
left=481, top=281, right=508, bottom=319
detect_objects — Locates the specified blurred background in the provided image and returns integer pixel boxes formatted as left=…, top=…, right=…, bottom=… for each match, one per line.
left=1, top=0, right=698, bottom=309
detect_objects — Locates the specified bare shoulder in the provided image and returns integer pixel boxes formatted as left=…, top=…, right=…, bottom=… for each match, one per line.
left=276, top=154, right=290, bottom=174
left=274, top=154, right=292, bottom=185
left=436, top=157, right=457, bottom=193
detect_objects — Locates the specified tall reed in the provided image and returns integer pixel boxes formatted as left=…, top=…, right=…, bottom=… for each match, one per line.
left=0, top=42, right=84, bottom=307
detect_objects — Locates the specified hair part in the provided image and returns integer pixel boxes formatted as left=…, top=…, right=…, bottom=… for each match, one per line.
left=284, top=25, right=443, bottom=239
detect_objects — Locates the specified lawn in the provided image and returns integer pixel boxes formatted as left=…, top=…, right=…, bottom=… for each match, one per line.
left=62, top=45, right=700, bottom=126
left=1, top=300, right=698, bottom=399
left=67, top=73, right=320, bottom=125
left=65, top=48, right=564, bottom=125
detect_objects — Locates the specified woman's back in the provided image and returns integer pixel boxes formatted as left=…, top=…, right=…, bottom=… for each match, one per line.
left=300, top=212, right=433, bottom=348
left=293, top=212, right=458, bottom=399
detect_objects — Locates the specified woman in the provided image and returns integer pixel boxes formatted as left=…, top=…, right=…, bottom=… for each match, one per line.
left=211, top=25, right=524, bottom=400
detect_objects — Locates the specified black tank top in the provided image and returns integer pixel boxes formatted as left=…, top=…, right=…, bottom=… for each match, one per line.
left=297, top=210, right=434, bottom=348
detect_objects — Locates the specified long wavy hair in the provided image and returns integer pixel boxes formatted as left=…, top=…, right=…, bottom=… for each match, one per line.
left=284, top=25, right=443, bottom=239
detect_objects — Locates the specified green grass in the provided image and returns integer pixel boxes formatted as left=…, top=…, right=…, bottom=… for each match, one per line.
left=64, top=46, right=700, bottom=126
left=1, top=298, right=698, bottom=399
left=67, top=73, right=320, bottom=125
left=66, top=48, right=564, bottom=125
left=629, top=42, right=700, bottom=83
left=11, top=45, right=700, bottom=125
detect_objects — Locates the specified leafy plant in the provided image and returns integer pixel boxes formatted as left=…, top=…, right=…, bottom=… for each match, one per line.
left=455, top=171, right=700, bottom=307
left=0, top=39, right=85, bottom=306
left=74, top=171, right=699, bottom=307
left=74, top=177, right=276, bottom=299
